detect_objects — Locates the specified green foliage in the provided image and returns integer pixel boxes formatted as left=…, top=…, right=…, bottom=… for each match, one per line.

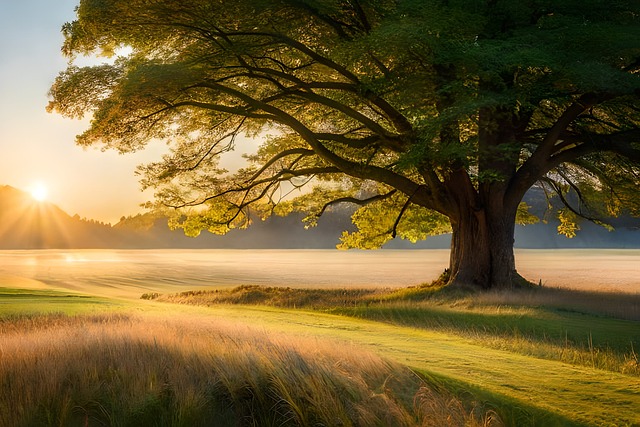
left=556, top=208, right=580, bottom=238
left=338, top=194, right=451, bottom=249
left=166, top=200, right=253, bottom=237
left=49, top=0, right=640, bottom=279
left=515, top=202, right=539, bottom=226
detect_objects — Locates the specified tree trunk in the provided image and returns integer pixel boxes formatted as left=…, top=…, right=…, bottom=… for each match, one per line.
left=443, top=99, right=530, bottom=290
left=447, top=206, right=523, bottom=289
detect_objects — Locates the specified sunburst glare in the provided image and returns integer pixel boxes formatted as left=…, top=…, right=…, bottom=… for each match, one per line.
left=29, top=182, right=48, bottom=202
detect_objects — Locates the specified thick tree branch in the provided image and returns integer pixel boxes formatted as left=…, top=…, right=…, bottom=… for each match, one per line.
left=158, top=100, right=277, bottom=120
left=315, top=190, right=397, bottom=218
left=168, top=166, right=341, bottom=208
left=189, top=80, right=400, bottom=146
left=548, top=129, right=640, bottom=166
left=223, top=61, right=411, bottom=138
left=182, top=80, right=435, bottom=210
left=285, top=88, right=398, bottom=138
left=313, top=132, right=405, bottom=152
left=509, top=93, right=613, bottom=203
left=220, top=30, right=361, bottom=84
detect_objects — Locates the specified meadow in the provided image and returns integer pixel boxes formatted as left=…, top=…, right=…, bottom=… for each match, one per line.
left=0, top=289, right=498, bottom=427
left=1, top=249, right=639, bottom=426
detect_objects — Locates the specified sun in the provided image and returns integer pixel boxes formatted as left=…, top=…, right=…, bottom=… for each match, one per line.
left=29, top=182, right=48, bottom=202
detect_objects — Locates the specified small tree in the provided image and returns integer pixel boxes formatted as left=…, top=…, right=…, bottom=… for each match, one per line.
left=49, top=0, right=640, bottom=289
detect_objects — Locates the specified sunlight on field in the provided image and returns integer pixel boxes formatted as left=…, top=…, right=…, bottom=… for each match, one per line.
left=184, top=305, right=640, bottom=426
left=516, top=249, right=640, bottom=291
left=0, top=249, right=639, bottom=299
left=1, top=275, right=639, bottom=425
left=0, top=312, right=497, bottom=427
left=0, top=275, right=50, bottom=290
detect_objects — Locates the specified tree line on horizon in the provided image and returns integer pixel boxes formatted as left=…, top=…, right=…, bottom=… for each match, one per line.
left=0, top=184, right=638, bottom=250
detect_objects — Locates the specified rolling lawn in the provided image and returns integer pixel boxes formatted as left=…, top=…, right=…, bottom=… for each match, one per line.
left=1, top=280, right=639, bottom=426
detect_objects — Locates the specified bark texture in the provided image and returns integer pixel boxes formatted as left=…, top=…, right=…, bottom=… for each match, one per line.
left=446, top=195, right=522, bottom=289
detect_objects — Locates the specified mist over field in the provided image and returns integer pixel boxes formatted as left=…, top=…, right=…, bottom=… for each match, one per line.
left=1, top=249, right=639, bottom=299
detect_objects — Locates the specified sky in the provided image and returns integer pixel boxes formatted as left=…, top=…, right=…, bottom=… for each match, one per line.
left=0, top=1, right=178, bottom=224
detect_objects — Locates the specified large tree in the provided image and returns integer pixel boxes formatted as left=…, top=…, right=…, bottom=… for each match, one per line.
left=49, top=0, right=640, bottom=289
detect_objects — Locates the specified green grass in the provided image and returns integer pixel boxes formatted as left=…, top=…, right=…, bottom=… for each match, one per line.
left=3, top=284, right=640, bottom=426
left=156, top=284, right=640, bottom=376
left=330, top=303, right=640, bottom=374
left=0, top=287, right=128, bottom=315
left=196, top=304, right=639, bottom=426
left=153, top=284, right=640, bottom=426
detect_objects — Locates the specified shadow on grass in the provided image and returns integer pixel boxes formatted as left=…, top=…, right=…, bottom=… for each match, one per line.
left=330, top=303, right=639, bottom=353
left=415, top=370, right=587, bottom=427
left=152, top=284, right=640, bottom=375
left=2, top=313, right=497, bottom=427
left=152, top=284, right=639, bottom=350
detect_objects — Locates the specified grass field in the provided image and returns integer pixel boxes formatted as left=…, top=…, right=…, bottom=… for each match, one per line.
left=0, top=290, right=498, bottom=427
left=2, top=258, right=640, bottom=426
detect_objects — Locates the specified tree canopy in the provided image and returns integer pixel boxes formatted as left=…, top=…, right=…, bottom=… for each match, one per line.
left=49, top=0, right=640, bottom=288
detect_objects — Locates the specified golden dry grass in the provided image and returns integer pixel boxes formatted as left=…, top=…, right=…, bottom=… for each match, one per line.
left=0, top=312, right=500, bottom=427
left=154, top=284, right=640, bottom=378
left=469, top=286, right=640, bottom=321
left=3, top=249, right=639, bottom=426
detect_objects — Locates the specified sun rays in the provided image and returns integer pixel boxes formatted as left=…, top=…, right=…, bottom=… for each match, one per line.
left=29, top=182, right=48, bottom=202
left=0, top=185, right=72, bottom=248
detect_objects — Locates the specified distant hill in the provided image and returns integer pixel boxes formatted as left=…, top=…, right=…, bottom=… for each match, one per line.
left=0, top=185, right=638, bottom=249
left=0, top=185, right=119, bottom=249
left=113, top=209, right=356, bottom=249
left=0, top=185, right=353, bottom=249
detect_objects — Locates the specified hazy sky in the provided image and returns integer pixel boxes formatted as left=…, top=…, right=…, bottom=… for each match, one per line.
left=0, top=1, right=178, bottom=223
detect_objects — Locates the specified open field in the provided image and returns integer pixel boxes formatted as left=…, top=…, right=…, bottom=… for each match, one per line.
left=1, top=249, right=640, bottom=426
left=1, top=309, right=500, bottom=427
left=1, top=288, right=639, bottom=426
left=1, top=249, right=639, bottom=299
